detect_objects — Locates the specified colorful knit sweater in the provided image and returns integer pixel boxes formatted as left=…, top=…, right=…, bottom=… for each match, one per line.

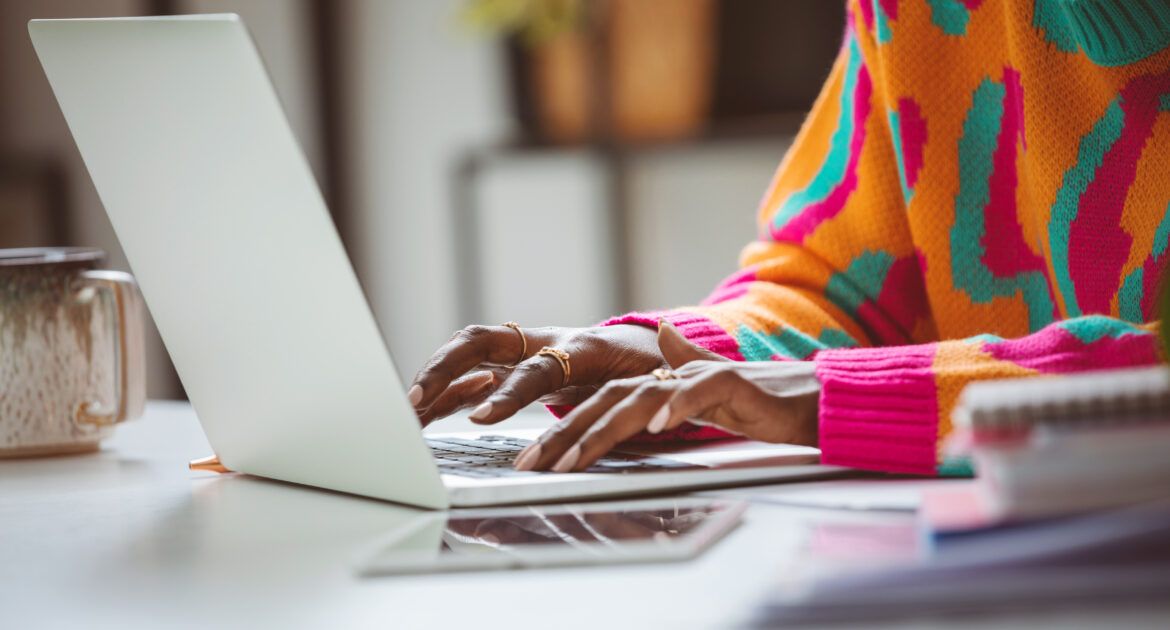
left=606, top=0, right=1170, bottom=475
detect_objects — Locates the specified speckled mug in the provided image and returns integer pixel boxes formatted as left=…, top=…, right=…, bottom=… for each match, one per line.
left=0, top=248, right=145, bottom=457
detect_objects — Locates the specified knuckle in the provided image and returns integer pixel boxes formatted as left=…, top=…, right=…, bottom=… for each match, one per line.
left=540, top=423, right=570, bottom=444
left=632, top=381, right=661, bottom=397
left=597, top=381, right=629, bottom=397
left=581, top=422, right=618, bottom=452
left=569, top=327, right=603, bottom=345
left=513, top=361, right=549, bottom=379
left=578, top=424, right=607, bottom=449
left=420, top=360, right=452, bottom=382
left=459, top=324, right=492, bottom=342
left=567, top=327, right=614, bottom=356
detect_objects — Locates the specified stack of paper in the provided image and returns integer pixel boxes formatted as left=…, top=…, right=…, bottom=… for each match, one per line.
left=754, top=367, right=1170, bottom=625
left=946, top=366, right=1170, bottom=522
left=754, top=501, right=1170, bottom=625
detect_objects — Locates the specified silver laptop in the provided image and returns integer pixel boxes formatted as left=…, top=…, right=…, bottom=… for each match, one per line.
left=30, top=14, right=842, bottom=509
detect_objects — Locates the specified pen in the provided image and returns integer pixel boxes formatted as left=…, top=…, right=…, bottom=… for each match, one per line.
left=189, top=454, right=231, bottom=473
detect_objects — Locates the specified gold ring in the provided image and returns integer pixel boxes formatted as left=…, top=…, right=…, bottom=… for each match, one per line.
left=651, top=368, right=679, bottom=381
left=537, top=347, right=571, bottom=387
left=501, top=321, right=526, bottom=367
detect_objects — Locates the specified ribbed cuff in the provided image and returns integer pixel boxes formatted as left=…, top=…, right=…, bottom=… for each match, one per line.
left=814, top=344, right=941, bottom=475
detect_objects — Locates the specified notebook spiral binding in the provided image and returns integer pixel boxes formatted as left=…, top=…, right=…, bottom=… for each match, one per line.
left=953, top=366, right=1170, bottom=434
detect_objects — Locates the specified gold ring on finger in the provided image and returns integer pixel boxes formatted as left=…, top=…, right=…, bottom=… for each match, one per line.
left=501, top=321, right=527, bottom=367
left=537, top=346, right=571, bottom=387
left=651, top=368, right=679, bottom=381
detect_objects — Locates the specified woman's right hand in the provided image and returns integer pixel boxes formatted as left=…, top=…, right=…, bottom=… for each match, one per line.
left=408, top=324, right=664, bottom=426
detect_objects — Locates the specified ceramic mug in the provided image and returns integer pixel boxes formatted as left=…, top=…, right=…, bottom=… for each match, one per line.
left=0, top=248, right=146, bottom=457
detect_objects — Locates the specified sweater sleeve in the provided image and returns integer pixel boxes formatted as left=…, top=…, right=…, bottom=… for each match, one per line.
left=606, top=5, right=928, bottom=359
left=597, top=3, right=1167, bottom=471
left=602, top=6, right=935, bottom=441
left=815, top=317, right=1164, bottom=475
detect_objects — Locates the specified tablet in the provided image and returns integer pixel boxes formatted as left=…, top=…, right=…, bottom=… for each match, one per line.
left=358, top=497, right=747, bottom=575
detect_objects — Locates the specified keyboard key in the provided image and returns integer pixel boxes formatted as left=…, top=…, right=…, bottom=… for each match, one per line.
left=427, top=435, right=701, bottom=478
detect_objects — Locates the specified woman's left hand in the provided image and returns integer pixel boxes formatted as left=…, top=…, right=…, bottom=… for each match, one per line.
left=513, top=321, right=822, bottom=472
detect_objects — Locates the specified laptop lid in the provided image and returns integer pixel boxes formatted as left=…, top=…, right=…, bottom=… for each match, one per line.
left=30, top=15, right=447, bottom=509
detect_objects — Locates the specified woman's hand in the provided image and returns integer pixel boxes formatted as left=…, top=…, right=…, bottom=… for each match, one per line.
left=409, top=324, right=664, bottom=426
left=512, top=322, right=821, bottom=472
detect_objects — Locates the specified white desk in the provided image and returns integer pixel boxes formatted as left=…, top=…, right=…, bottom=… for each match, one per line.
left=3, top=402, right=1166, bottom=629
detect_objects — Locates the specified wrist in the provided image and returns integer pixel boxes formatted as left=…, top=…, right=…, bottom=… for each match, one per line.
left=601, top=311, right=746, bottom=362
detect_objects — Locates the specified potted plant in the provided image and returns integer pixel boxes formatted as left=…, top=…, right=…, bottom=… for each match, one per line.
left=462, top=0, right=718, bottom=143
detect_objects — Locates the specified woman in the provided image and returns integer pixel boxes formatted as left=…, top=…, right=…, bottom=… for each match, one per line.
left=410, top=0, right=1170, bottom=474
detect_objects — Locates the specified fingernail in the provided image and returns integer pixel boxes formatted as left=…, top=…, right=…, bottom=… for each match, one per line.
left=552, top=444, right=580, bottom=473
left=647, top=405, right=670, bottom=434
left=513, top=443, right=542, bottom=471
left=471, top=371, right=495, bottom=385
left=407, top=384, right=423, bottom=406
left=469, top=401, right=492, bottom=421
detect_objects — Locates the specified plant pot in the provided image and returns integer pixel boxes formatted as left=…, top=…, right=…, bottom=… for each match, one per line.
left=530, top=0, right=717, bottom=143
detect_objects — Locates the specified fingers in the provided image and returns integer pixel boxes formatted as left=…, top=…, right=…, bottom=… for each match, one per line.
left=516, top=363, right=802, bottom=473
left=653, top=366, right=797, bottom=440
left=536, top=384, right=602, bottom=407
left=409, top=324, right=537, bottom=410
left=515, top=377, right=651, bottom=471
left=416, top=370, right=496, bottom=425
left=567, top=381, right=675, bottom=471
left=467, top=352, right=571, bottom=425
left=651, top=367, right=744, bottom=435
left=658, top=321, right=731, bottom=368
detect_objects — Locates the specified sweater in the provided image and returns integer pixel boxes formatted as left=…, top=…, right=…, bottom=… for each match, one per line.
left=605, top=0, right=1170, bottom=475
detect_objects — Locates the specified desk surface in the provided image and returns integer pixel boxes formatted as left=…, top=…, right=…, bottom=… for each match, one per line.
left=3, top=402, right=1167, bottom=629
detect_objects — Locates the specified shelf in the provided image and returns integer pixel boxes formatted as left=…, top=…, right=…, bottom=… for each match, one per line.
left=469, top=111, right=805, bottom=159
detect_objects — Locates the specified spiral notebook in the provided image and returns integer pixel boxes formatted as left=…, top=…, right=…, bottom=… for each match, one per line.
left=946, top=366, right=1170, bottom=521
left=953, top=366, right=1170, bottom=446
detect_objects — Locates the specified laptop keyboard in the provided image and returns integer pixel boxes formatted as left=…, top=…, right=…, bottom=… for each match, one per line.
left=425, top=435, right=700, bottom=478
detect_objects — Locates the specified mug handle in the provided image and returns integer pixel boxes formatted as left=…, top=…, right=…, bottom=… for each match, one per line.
left=72, top=270, right=147, bottom=427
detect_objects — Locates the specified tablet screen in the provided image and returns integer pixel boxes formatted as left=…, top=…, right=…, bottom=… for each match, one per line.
left=360, top=498, right=746, bottom=575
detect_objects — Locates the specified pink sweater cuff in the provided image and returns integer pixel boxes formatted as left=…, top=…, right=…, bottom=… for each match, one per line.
left=814, top=344, right=941, bottom=475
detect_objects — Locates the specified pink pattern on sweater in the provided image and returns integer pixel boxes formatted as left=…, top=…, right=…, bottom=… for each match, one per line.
left=982, top=68, right=1051, bottom=285
left=1068, top=70, right=1170, bottom=314
left=773, top=63, right=873, bottom=242
left=1140, top=253, right=1167, bottom=320
left=897, top=97, right=926, bottom=191
left=858, top=254, right=931, bottom=345
left=984, top=326, right=1160, bottom=373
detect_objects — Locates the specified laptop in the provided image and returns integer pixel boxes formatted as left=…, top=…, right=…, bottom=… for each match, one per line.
left=30, top=14, right=843, bottom=508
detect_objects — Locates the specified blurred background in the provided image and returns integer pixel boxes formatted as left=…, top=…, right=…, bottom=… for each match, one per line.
left=0, top=0, right=842, bottom=399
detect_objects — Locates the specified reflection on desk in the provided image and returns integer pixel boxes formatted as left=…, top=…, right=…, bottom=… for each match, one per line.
left=3, top=401, right=1168, bottom=629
